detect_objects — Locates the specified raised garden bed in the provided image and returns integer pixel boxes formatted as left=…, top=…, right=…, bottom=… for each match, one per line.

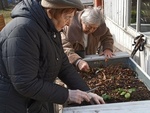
left=78, top=52, right=150, bottom=104
left=63, top=52, right=150, bottom=113
left=80, top=62, right=150, bottom=103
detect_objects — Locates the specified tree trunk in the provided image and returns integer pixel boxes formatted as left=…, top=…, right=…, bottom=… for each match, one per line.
left=0, top=0, right=5, bottom=10
left=3, top=0, right=8, bottom=8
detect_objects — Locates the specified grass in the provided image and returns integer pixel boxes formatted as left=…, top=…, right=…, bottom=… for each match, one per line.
left=0, top=6, right=14, bottom=24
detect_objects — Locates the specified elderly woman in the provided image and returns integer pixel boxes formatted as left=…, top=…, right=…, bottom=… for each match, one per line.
left=0, top=0, right=105, bottom=113
left=61, top=7, right=114, bottom=72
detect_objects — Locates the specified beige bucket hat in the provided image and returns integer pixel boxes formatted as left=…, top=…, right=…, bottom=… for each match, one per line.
left=41, top=0, right=84, bottom=11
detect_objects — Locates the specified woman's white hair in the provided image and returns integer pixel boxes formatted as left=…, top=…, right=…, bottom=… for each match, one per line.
left=81, top=7, right=105, bottom=26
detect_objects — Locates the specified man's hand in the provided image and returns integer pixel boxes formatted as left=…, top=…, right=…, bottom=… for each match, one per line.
left=99, top=49, right=114, bottom=58
left=77, top=60, right=90, bottom=72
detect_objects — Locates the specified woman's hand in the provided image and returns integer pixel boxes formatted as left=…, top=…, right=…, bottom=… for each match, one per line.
left=68, top=90, right=105, bottom=104
left=88, top=92, right=105, bottom=104
left=68, top=89, right=90, bottom=104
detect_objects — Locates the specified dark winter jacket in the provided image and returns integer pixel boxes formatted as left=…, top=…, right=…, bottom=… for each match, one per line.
left=0, top=0, right=89, bottom=113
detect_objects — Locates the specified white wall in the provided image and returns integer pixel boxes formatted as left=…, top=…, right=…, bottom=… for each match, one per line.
left=104, top=0, right=150, bottom=75
left=80, top=0, right=93, bottom=4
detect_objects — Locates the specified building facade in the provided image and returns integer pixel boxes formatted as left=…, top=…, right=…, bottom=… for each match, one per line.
left=103, top=0, right=150, bottom=75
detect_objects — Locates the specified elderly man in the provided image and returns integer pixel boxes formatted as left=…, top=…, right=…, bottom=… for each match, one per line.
left=61, top=7, right=114, bottom=72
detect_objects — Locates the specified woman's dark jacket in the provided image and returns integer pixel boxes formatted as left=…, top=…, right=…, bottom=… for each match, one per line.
left=0, top=0, right=89, bottom=112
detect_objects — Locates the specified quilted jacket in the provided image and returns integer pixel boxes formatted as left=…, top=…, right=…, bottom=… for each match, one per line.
left=0, top=0, right=89, bottom=112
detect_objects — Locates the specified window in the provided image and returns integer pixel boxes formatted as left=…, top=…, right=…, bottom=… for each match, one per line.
left=130, top=0, right=150, bottom=32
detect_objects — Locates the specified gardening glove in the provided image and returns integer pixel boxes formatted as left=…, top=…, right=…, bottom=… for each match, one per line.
left=77, top=60, right=90, bottom=72
left=88, top=92, right=105, bottom=104
left=67, top=89, right=90, bottom=104
left=100, top=49, right=114, bottom=58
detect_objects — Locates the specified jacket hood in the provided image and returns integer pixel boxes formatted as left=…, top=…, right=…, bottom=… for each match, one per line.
left=11, top=0, right=57, bottom=32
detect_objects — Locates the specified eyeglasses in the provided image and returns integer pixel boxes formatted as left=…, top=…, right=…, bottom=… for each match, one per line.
left=64, top=15, right=74, bottom=21
left=84, top=23, right=99, bottom=32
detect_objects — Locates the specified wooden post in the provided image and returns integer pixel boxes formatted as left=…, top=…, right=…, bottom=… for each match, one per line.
left=0, top=14, right=5, bottom=31
left=94, top=0, right=103, bottom=7
left=94, top=0, right=104, bottom=13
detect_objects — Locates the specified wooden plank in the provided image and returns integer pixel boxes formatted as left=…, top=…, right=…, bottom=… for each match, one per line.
left=63, top=100, right=150, bottom=113
left=0, top=14, right=5, bottom=31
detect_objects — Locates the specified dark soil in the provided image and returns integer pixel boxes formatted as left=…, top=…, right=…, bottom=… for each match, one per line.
left=80, top=63, right=150, bottom=103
